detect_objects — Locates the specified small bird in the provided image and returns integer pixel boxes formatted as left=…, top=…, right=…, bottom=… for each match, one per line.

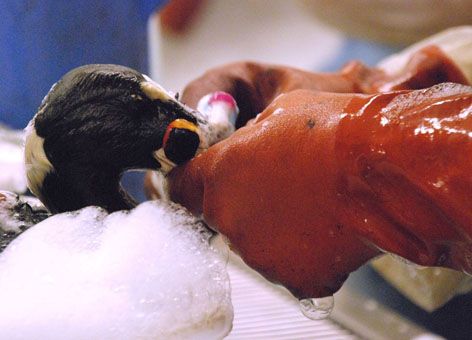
left=24, top=64, right=237, bottom=214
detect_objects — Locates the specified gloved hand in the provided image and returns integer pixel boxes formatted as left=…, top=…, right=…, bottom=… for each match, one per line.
left=146, top=46, right=471, bottom=299
left=179, top=45, right=467, bottom=128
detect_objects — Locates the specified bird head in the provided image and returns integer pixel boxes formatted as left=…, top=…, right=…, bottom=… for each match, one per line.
left=25, top=64, right=204, bottom=213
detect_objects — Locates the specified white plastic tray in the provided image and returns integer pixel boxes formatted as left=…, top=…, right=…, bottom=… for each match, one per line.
left=225, top=251, right=442, bottom=339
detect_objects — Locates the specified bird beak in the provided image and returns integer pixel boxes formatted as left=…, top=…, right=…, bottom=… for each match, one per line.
left=140, top=74, right=210, bottom=171
left=141, top=75, right=176, bottom=102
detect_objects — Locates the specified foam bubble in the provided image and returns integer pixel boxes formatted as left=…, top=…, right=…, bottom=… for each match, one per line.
left=0, top=192, right=48, bottom=252
left=0, top=201, right=232, bottom=339
left=380, top=83, right=471, bottom=119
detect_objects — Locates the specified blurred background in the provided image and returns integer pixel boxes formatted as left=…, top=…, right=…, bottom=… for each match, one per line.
left=1, top=0, right=472, bottom=339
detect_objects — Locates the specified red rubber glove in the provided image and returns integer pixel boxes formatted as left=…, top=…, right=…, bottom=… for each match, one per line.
left=146, top=46, right=471, bottom=299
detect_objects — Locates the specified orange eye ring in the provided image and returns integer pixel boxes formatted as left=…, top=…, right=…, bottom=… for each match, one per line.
left=163, top=119, right=199, bottom=148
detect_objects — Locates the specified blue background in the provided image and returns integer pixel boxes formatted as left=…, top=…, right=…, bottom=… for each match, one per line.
left=0, top=0, right=166, bottom=129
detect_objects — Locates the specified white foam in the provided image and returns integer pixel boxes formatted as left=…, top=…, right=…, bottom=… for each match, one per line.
left=0, top=125, right=27, bottom=193
left=0, top=192, right=25, bottom=233
left=0, top=201, right=232, bottom=339
left=380, top=83, right=471, bottom=118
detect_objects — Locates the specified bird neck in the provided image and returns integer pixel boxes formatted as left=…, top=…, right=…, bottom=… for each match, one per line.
left=40, top=166, right=137, bottom=214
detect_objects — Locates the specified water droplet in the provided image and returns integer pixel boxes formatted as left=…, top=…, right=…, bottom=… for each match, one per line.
left=299, top=296, right=334, bottom=320
left=432, top=179, right=445, bottom=188
left=272, top=108, right=284, bottom=116
left=376, top=148, right=386, bottom=155
left=380, top=116, right=390, bottom=126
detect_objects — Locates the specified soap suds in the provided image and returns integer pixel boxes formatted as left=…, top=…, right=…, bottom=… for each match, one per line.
left=0, top=201, right=232, bottom=339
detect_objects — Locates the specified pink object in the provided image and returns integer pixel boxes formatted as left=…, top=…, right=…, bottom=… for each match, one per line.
left=208, top=91, right=237, bottom=108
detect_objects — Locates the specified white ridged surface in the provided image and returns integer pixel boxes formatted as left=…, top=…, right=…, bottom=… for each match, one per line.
left=225, top=253, right=357, bottom=340
left=221, top=238, right=441, bottom=340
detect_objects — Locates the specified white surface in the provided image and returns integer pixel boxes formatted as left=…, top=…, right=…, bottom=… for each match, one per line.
left=149, top=0, right=343, bottom=91
left=226, top=253, right=356, bottom=340
left=378, top=26, right=472, bottom=83
left=0, top=125, right=27, bottom=193
left=224, top=249, right=441, bottom=340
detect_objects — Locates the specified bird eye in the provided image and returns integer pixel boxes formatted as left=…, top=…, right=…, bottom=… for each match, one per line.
left=162, top=119, right=200, bottom=165
left=174, top=92, right=180, bottom=100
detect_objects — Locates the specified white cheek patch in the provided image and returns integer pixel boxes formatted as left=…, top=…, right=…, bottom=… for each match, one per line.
left=141, top=75, right=175, bottom=102
left=153, top=148, right=176, bottom=175
left=148, top=171, right=170, bottom=202
left=24, top=121, right=54, bottom=200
